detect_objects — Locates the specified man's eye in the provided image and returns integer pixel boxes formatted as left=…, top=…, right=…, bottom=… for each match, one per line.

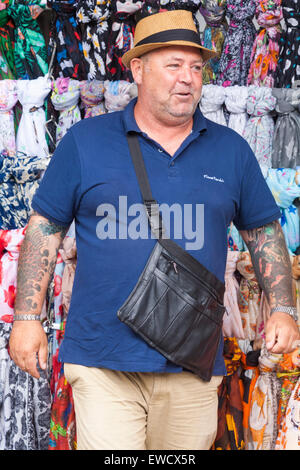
left=193, top=65, right=203, bottom=72
left=168, top=64, right=180, bottom=68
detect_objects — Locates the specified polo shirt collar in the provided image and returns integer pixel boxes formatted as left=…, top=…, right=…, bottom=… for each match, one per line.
left=122, top=97, right=207, bottom=136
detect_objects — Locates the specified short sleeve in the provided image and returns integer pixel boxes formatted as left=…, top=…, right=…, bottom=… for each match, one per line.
left=233, top=147, right=281, bottom=231
left=31, top=129, right=81, bottom=226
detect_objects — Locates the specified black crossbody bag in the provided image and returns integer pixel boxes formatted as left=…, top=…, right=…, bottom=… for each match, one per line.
left=117, top=133, right=226, bottom=381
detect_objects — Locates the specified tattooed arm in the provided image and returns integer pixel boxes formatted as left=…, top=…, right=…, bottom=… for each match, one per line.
left=240, top=220, right=300, bottom=353
left=9, top=211, right=68, bottom=378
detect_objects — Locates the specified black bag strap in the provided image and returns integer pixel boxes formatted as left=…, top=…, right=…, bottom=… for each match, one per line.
left=126, top=132, right=225, bottom=300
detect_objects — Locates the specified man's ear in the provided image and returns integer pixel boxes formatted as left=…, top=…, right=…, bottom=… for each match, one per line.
left=130, top=58, right=144, bottom=85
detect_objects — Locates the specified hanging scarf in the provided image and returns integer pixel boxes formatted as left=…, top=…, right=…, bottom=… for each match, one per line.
left=248, top=0, right=282, bottom=88
left=243, top=85, right=276, bottom=170
left=199, top=0, right=228, bottom=85
left=106, top=0, right=143, bottom=82
left=0, top=79, right=18, bottom=156
left=76, top=0, right=111, bottom=81
left=212, top=337, right=245, bottom=450
left=47, top=0, right=87, bottom=80
left=222, top=250, right=245, bottom=339
left=16, top=76, right=51, bottom=158
left=227, top=221, right=247, bottom=251
left=236, top=251, right=262, bottom=342
left=104, top=80, right=137, bottom=112
left=216, top=0, right=256, bottom=87
left=7, top=0, right=48, bottom=79
left=199, top=84, right=227, bottom=125
left=80, top=80, right=106, bottom=118
left=271, top=87, right=300, bottom=169
left=0, top=2, right=16, bottom=79
left=275, top=0, right=300, bottom=88
left=225, top=85, right=249, bottom=136
left=0, top=152, right=49, bottom=230
left=238, top=341, right=260, bottom=449
left=0, top=227, right=51, bottom=450
left=266, top=168, right=300, bottom=253
left=248, top=345, right=282, bottom=450
left=51, top=77, right=81, bottom=144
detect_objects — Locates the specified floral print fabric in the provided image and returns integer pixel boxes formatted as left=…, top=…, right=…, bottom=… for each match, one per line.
left=80, top=80, right=106, bottom=118
left=200, top=0, right=228, bottom=85
left=0, top=79, right=18, bottom=156
left=248, top=0, right=282, bottom=88
left=199, top=84, right=227, bottom=125
left=0, top=2, right=16, bottom=80
left=76, top=0, right=111, bottom=80
left=243, top=85, right=276, bottom=169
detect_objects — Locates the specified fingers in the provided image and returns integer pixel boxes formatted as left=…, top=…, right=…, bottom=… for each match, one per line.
left=265, top=312, right=300, bottom=354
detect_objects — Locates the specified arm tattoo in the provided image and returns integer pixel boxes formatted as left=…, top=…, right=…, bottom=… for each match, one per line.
left=241, top=220, right=294, bottom=309
left=14, top=212, right=68, bottom=313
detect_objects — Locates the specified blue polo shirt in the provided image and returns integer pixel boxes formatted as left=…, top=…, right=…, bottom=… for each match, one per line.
left=32, top=98, right=281, bottom=376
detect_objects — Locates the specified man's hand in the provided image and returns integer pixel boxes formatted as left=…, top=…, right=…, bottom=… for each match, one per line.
left=265, top=311, right=300, bottom=353
left=9, top=321, right=48, bottom=379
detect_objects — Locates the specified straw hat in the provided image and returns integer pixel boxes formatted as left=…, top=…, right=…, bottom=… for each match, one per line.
left=122, top=9, right=217, bottom=68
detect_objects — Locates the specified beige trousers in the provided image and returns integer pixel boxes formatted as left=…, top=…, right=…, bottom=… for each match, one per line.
left=64, top=363, right=223, bottom=451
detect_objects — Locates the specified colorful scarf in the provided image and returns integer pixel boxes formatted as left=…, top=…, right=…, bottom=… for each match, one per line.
left=266, top=168, right=300, bottom=253
left=243, top=85, right=276, bottom=170
left=106, top=0, right=143, bottom=82
left=275, top=0, right=300, bottom=88
left=271, top=87, right=300, bottom=169
left=248, top=345, right=282, bottom=450
left=212, top=337, right=245, bottom=450
left=0, top=2, right=16, bottom=79
left=51, top=77, right=81, bottom=144
left=222, top=251, right=245, bottom=339
left=0, top=152, right=49, bottom=230
left=7, top=0, right=48, bottom=79
left=216, top=0, right=256, bottom=87
left=76, top=0, right=112, bottom=80
left=47, top=0, right=87, bottom=80
left=248, top=0, right=282, bottom=88
left=104, top=80, right=137, bottom=112
left=200, top=0, right=228, bottom=85
left=80, top=80, right=106, bottom=118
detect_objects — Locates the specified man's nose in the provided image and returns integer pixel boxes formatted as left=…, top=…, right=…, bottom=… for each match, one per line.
left=179, top=65, right=193, bottom=83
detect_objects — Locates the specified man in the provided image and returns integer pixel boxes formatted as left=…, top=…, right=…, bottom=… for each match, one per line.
left=9, top=10, right=300, bottom=450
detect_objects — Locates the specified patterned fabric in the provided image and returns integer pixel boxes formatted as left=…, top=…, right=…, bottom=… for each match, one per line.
left=266, top=168, right=300, bottom=253
left=106, top=0, right=143, bottom=82
left=0, top=2, right=16, bottom=79
left=275, top=0, right=300, bottom=88
left=0, top=228, right=51, bottom=450
left=47, top=0, right=87, bottom=80
left=0, top=79, right=18, bottom=157
left=200, top=0, right=228, bottom=85
left=16, top=76, right=51, bottom=159
left=7, top=0, right=48, bottom=79
left=50, top=77, right=81, bottom=144
left=104, top=79, right=137, bottom=112
left=0, top=152, right=49, bottom=230
left=80, top=80, right=106, bottom=118
left=216, top=0, right=256, bottom=87
left=276, top=351, right=300, bottom=435
left=222, top=250, right=245, bottom=339
left=271, top=87, right=300, bottom=169
left=224, top=85, right=248, bottom=136
left=227, top=221, right=247, bottom=252
left=199, top=84, right=227, bottom=125
left=248, top=345, right=282, bottom=450
left=76, top=0, right=112, bottom=80
left=243, top=86, right=276, bottom=170
left=276, top=367, right=300, bottom=449
left=248, top=0, right=282, bottom=88
left=236, top=251, right=262, bottom=342
left=212, top=338, right=245, bottom=450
